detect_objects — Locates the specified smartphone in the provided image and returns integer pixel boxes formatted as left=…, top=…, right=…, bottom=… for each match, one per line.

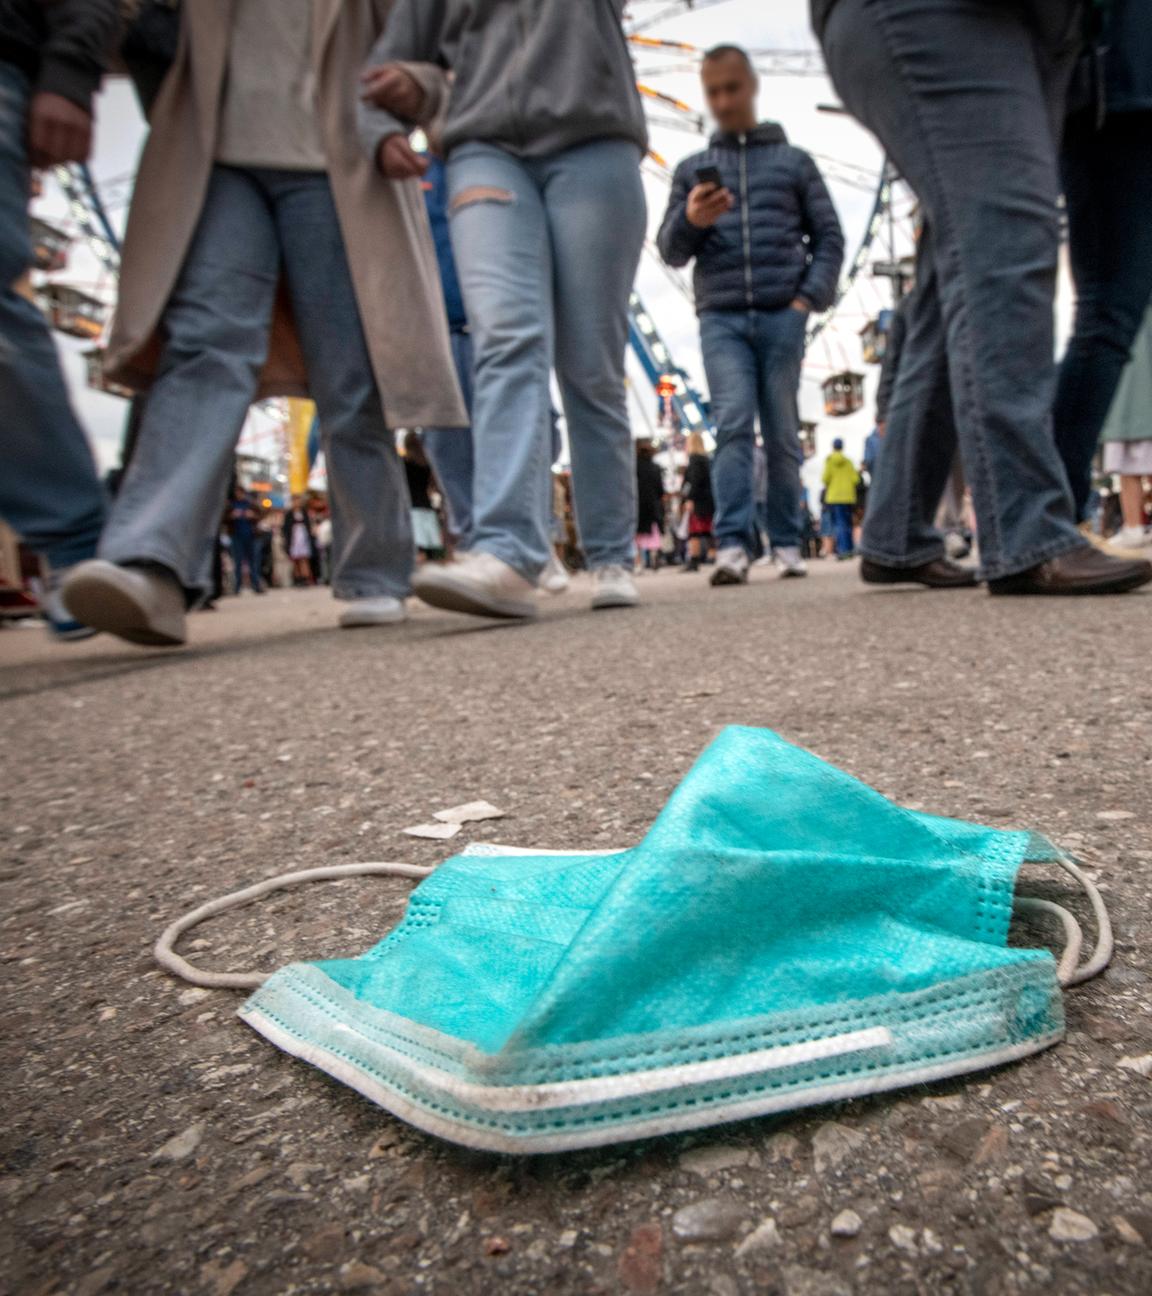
left=694, top=165, right=723, bottom=190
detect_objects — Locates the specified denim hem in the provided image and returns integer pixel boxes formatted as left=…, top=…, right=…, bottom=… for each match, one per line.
left=96, top=546, right=191, bottom=590
left=859, top=542, right=946, bottom=570
left=40, top=538, right=102, bottom=572
left=472, top=543, right=543, bottom=584
left=332, top=585, right=412, bottom=602
left=977, top=534, right=1086, bottom=582
left=585, top=551, right=640, bottom=571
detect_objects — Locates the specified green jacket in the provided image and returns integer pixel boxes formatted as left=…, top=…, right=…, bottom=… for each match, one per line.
left=822, top=451, right=860, bottom=505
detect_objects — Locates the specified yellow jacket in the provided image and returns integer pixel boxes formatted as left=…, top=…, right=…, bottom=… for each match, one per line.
left=822, top=451, right=860, bottom=505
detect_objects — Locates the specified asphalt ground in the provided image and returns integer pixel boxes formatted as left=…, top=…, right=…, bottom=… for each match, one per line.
left=3, top=560, right=1151, bottom=1296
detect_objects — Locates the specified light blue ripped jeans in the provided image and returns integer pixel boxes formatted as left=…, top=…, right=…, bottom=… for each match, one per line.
left=446, top=139, right=646, bottom=579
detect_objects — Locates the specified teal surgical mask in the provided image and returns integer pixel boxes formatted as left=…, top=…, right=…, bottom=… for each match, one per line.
left=162, top=726, right=1111, bottom=1154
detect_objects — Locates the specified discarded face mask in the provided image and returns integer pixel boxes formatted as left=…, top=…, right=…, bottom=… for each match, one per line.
left=159, top=726, right=1112, bottom=1154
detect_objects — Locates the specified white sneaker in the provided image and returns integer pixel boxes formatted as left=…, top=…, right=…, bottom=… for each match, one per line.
left=413, top=551, right=538, bottom=619
left=710, top=546, right=750, bottom=586
left=40, top=566, right=99, bottom=641
left=590, top=564, right=639, bottom=609
left=1112, top=525, right=1152, bottom=551
left=338, top=596, right=408, bottom=628
left=61, top=560, right=186, bottom=646
left=774, top=546, right=808, bottom=578
left=540, top=553, right=571, bottom=595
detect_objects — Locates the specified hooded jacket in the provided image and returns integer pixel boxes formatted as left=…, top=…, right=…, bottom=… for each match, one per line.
left=657, top=124, right=844, bottom=316
left=822, top=450, right=860, bottom=506
left=0, top=0, right=118, bottom=108
left=358, top=0, right=647, bottom=162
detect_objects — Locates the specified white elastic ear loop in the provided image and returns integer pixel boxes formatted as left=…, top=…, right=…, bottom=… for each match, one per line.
left=154, top=862, right=434, bottom=989
left=1013, top=896, right=1084, bottom=985
left=1054, top=853, right=1114, bottom=986
left=1014, top=853, right=1114, bottom=987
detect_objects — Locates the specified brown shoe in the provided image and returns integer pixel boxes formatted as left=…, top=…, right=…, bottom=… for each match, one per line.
left=860, top=557, right=979, bottom=589
left=988, top=545, right=1152, bottom=596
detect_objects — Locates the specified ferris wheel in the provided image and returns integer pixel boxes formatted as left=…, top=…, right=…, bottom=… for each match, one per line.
left=28, top=0, right=918, bottom=460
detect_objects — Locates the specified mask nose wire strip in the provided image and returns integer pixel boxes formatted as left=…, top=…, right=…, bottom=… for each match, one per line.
left=154, top=863, right=435, bottom=989
left=1014, top=854, right=1114, bottom=988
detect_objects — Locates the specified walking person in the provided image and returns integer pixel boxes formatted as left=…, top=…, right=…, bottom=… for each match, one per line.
left=419, top=152, right=475, bottom=555
left=227, top=485, right=263, bottom=594
left=680, top=433, right=715, bottom=574
left=0, top=0, right=118, bottom=640
left=360, top=0, right=648, bottom=619
left=657, top=44, right=844, bottom=587
left=283, top=498, right=316, bottom=588
left=812, top=0, right=1151, bottom=595
left=1100, top=305, right=1152, bottom=550
left=1052, top=0, right=1152, bottom=526
left=822, top=439, right=859, bottom=559
left=635, top=441, right=666, bottom=573
left=62, top=0, right=466, bottom=646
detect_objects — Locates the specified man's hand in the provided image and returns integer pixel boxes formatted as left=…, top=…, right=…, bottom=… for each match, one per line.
left=790, top=298, right=810, bottom=314
left=28, top=93, right=93, bottom=167
left=376, top=134, right=429, bottom=181
left=360, top=64, right=426, bottom=119
left=685, top=182, right=733, bottom=230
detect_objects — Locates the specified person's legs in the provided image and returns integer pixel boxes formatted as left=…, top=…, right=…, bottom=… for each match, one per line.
left=1119, top=476, right=1146, bottom=531
left=421, top=329, right=475, bottom=549
left=446, top=144, right=554, bottom=580
left=860, top=241, right=960, bottom=566
left=271, top=170, right=413, bottom=602
left=98, top=166, right=280, bottom=595
left=700, top=312, right=760, bottom=555
left=832, top=504, right=855, bottom=556
left=0, top=63, right=105, bottom=570
left=1054, top=112, right=1152, bottom=519
left=822, top=0, right=1084, bottom=579
left=754, top=308, right=806, bottom=550
left=544, top=139, right=646, bottom=571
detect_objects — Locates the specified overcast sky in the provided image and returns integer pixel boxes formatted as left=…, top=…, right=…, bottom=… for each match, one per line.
left=39, top=0, right=932, bottom=488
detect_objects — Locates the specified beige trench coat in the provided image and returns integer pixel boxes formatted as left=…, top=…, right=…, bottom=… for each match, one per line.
left=104, top=0, right=467, bottom=429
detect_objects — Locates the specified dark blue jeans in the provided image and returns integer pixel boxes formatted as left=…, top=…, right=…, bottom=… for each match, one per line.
left=231, top=529, right=262, bottom=593
left=700, top=307, right=806, bottom=554
left=821, top=0, right=1085, bottom=579
left=828, top=503, right=855, bottom=556
left=0, top=62, right=105, bottom=568
left=1054, top=110, right=1152, bottom=520
left=422, top=328, right=475, bottom=549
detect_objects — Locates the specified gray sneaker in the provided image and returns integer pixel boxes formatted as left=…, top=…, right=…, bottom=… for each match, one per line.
left=62, top=560, right=187, bottom=647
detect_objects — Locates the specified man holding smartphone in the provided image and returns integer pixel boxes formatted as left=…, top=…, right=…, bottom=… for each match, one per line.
left=658, top=45, right=844, bottom=586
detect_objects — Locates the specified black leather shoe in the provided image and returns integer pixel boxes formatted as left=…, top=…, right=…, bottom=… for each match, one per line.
left=988, top=546, right=1152, bottom=596
left=860, top=558, right=979, bottom=589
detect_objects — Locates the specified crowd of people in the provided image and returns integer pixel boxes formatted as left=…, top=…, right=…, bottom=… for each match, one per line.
left=1, top=0, right=1150, bottom=653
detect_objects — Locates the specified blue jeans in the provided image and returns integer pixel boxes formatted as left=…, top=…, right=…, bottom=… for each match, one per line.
left=100, top=165, right=413, bottom=600
left=821, top=0, right=1085, bottom=579
left=231, top=529, right=262, bottom=592
left=700, top=308, right=806, bottom=553
left=421, top=328, right=475, bottom=549
left=1054, top=110, right=1152, bottom=520
left=0, top=62, right=105, bottom=568
left=828, top=503, right=855, bottom=556
left=446, top=139, right=646, bottom=578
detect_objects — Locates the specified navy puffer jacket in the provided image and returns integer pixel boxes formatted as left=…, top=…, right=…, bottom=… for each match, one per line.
left=657, top=123, right=844, bottom=316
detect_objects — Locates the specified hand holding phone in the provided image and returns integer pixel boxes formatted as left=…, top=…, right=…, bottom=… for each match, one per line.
left=687, top=165, right=733, bottom=229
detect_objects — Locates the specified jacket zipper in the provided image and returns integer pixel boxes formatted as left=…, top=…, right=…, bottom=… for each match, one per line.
left=739, top=133, right=753, bottom=308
